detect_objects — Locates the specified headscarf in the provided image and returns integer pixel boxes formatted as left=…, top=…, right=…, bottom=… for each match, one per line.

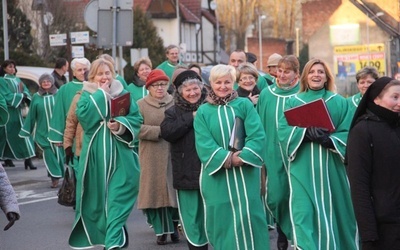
left=350, top=76, right=398, bottom=130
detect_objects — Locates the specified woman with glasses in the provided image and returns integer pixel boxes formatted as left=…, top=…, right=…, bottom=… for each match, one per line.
left=194, top=64, right=270, bottom=249
left=277, top=58, right=358, bottom=249
left=236, top=62, right=260, bottom=106
left=137, top=69, right=179, bottom=245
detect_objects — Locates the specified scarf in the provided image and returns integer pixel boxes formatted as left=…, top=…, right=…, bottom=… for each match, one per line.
left=38, top=84, right=58, bottom=96
left=174, top=87, right=207, bottom=112
left=206, top=89, right=238, bottom=105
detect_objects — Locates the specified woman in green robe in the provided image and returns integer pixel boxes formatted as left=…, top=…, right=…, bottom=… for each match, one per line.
left=0, top=60, right=36, bottom=169
left=127, top=57, right=151, bottom=102
left=194, top=64, right=270, bottom=250
left=68, top=58, right=142, bottom=250
left=278, top=58, right=359, bottom=250
left=19, top=74, right=64, bottom=188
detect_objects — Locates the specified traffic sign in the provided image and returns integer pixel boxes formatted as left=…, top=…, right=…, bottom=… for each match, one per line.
left=70, top=31, right=90, bottom=44
left=49, top=34, right=67, bottom=46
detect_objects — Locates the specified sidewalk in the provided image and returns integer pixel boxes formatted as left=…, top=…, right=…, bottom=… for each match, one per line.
left=3, top=158, right=51, bottom=188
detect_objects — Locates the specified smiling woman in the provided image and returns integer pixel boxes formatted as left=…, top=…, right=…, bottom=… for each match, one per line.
left=277, top=58, right=359, bottom=249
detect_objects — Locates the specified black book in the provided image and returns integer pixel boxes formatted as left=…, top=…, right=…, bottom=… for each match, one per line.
left=229, top=117, right=246, bottom=152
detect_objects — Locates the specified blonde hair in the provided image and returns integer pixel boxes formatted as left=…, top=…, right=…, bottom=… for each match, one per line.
left=87, top=58, right=116, bottom=82
left=299, top=58, right=335, bottom=92
left=209, top=64, right=236, bottom=84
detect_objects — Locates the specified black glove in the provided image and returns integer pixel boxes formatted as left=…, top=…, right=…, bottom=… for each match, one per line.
left=65, top=146, right=74, bottom=165
left=305, top=127, right=334, bottom=149
left=4, top=212, right=18, bottom=231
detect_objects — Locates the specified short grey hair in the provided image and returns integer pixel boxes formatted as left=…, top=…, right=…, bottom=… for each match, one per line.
left=71, top=57, right=91, bottom=71
left=177, top=78, right=203, bottom=95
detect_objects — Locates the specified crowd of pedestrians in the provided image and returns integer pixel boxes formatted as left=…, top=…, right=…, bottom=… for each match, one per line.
left=0, top=45, right=399, bottom=250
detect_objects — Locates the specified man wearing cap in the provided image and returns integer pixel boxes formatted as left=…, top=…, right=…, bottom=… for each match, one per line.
left=265, top=53, right=283, bottom=85
left=228, top=49, right=268, bottom=90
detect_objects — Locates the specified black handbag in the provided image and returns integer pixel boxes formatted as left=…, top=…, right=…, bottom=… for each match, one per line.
left=57, top=166, right=76, bottom=207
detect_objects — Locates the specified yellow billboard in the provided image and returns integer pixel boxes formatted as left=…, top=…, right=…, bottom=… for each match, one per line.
left=333, top=43, right=386, bottom=77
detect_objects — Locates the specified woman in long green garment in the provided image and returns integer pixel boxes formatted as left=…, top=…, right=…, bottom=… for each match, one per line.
left=194, top=64, right=270, bottom=250
left=127, top=57, right=151, bottom=102
left=68, top=58, right=142, bottom=250
left=277, top=58, right=359, bottom=249
left=0, top=60, right=36, bottom=169
left=19, top=74, right=64, bottom=188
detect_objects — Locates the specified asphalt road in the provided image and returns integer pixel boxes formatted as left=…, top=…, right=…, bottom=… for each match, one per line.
left=1, top=158, right=291, bottom=250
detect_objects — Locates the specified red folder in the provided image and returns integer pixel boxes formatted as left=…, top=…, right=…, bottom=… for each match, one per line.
left=284, top=98, right=335, bottom=132
left=110, top=92, right=130, bottom=117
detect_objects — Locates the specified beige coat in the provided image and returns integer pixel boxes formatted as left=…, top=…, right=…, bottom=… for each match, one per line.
left=64, top=92, right=83, bottom=156
left=137, top=93, right=176, bottom=209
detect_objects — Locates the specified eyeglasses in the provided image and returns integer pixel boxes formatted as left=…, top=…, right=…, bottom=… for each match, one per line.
left=151, top=83, right=168, bottom=89
left=239, top=76, right=255, bottom=82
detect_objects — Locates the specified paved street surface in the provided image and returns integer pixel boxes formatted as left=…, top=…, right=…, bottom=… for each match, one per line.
left=1, top=158, right=293, bottom=250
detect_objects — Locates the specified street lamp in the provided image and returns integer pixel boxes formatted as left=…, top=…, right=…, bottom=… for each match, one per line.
left=366, top=11, right=384, bottom=63
left=258, top=14, right=266, bottom=70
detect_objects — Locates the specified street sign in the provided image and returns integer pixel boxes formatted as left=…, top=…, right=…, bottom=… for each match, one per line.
left=97, top=9, right=133, bottom=47
left=72, top=46, right=85, bottom=58
left=130, top=48, right=149, bottom=65
left=98, top=0, right=132, bottom=10
left=49, top=34, right=67, bottom=46
left=70, top=31, right=90, bottom=44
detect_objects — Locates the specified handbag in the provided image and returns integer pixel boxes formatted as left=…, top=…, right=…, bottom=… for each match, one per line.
left=57, top=166, right=76, bottom=207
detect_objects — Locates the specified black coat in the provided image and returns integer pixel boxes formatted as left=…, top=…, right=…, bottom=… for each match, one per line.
left=347, top=111, right=400, bottom=243
left=160, top=105, right=201, bottom=190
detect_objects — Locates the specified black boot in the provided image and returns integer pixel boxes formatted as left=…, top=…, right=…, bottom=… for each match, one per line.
left=4, top=159, right=15, bottom=167
left=24, top=158, right=37, bottom=170
left=171, top=221, right=180, bottom=243
left=188, top=242, right=208, bottom=250
left=277, top=225, right=288, bottom=250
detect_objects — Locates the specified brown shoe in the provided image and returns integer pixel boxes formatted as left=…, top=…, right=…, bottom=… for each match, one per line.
left=51, top=179, right=59, bottom=188
left=156, top=234, right=167, bottom=245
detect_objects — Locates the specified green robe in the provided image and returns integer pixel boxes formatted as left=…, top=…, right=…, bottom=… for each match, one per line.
left=69, top=81, right=142, bottom=250
left=19, top=92, right=64, bottom=178
left=194, top=97, right=270, bottom=250
left=0, top=94, right=8, bottom=126
left=256, top=83, right=300, bottom=241
left=347, top=92, right=362, bottom=120
left=0, top=75, right=35, bottom=159
left=48, top=80, right=84, bottom=143
left=278, top=88, right=359, bottom=250
left=156, top=60, right=178, bottom=81
left=116, top=74, right=129, bottom=89
left=126, top=83, right=148, bottom=102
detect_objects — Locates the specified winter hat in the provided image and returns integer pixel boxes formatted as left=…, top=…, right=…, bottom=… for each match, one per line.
left=171, top=67, right=188, bottom=85
left=145, top=69, right=169, bottom=89
left=267, top=53, right=283, bottom=67
left=39, top=73, right=55, bottom=86
left=173, top=70, right=202, bottom=89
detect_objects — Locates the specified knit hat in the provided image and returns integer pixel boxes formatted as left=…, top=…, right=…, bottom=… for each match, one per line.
left=173, top=70, right=202, bottom=89
left=267, top=53, right=282, bottom=67
left=145, top=69, right=169, bottom=89
left=39, top=73, right=55, bottom=85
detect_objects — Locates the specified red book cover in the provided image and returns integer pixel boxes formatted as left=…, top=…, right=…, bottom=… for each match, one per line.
left=110, top=92, right=130, bottom=117
left=284, top=98, right=335, bottom=132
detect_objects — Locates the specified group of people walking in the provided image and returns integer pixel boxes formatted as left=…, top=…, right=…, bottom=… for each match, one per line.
left=0, top=45, right=399, bottom=250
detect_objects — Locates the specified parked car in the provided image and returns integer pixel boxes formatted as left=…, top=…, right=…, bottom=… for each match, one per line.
left=16, top=66, right=69, bottom=94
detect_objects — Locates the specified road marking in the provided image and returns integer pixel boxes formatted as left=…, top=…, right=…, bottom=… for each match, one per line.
left=16, top=190, right=58, bottom=205
left=19, top=196, right=58, bottom=205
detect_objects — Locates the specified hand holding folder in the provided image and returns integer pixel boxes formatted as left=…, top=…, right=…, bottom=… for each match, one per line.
left=283, top=98, right=335, bottom=132
left=110, top=92, right=130, bottom=118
